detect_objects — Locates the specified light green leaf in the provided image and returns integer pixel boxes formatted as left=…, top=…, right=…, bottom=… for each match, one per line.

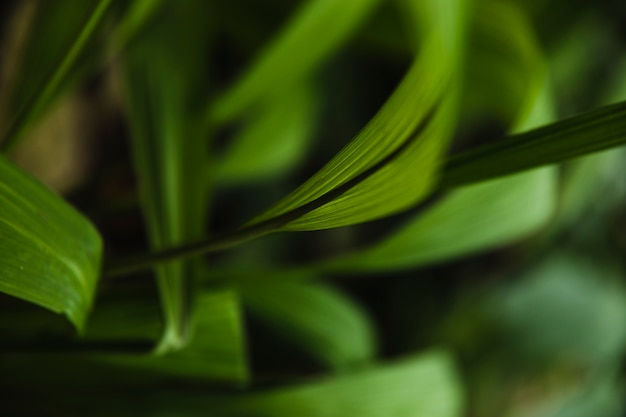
left=244, top=0, right=466, bottom=231
left=1, top=0, right=114, bottom=151
left=209, top=0, right=383, bottom=123
left=123, top=0, right=214, bottom=352
left=440, top=100, right=626, bottom=189
left=329, top=168, right=556, bottom=272
left=240, top=280, right=376, bottom=371
left=218, top=350, right=463, bottom=417
left=0, top=155, right=101, bottom=331
left=327, top=0, right=556, bottom=273
left=216, top=82, right=318, bottom=184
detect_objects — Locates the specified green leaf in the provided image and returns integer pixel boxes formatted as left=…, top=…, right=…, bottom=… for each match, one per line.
left=240, top=280, right=376, bottom=371
left=461, top=0, right=547, bottom=131
left=103, top=290, right=248, bottom=382
left=0, top=155, right=101, bottom=331
left=1, top=0, right=114, bottom=151
left=218, top=350, right=463, bottom=417
left=123, top=0, right=214, bottom=352
left=327, top=0, right=556, bottom=273
left=209, top=0, right=383, bottom=123
left=492, top=252, right=626, bottom=362
left=329, top=168, right=556, bottom=272
left=243, top=0, right=467, bottom=231
left=216, top=82, right=319, bottom=184
left=440, top=100, right=626, bottom=189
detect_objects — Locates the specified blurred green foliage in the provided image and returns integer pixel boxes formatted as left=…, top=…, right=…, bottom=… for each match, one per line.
left=0, top=0, right=625, bottom=416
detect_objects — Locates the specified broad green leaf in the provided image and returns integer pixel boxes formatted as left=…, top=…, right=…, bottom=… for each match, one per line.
left=329, top=168, right=556, bottom=272
left=216, top=82, right=318, bottom=184
left=440, top=100, right=626, bottom=189
left=240, top=280, right=376, bottom=371
left=209, top=0, right=383, bottom=123
left=0, top=155, right=101, bottom=331
left=123, top=0, right=214, bottom=352
left=217, top=350, right=463, bottom=417
left=1, top=0, right=114, bottom=151
left=244, top=0, right=466, bottom=231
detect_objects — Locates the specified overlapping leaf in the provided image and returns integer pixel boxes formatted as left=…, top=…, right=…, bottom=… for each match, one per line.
left=326, top=0, right=556, bottom=272
left=209, top=0, right=383, bottom=123
left=243, top=0, right=466, bottom=231
left=0, top=156, right=101, bottom=330
left=240, top=280, right=375, bottom=370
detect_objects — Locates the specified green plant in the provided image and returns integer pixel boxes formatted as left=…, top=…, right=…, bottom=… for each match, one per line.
left=1, top=0, right=626, bottom=415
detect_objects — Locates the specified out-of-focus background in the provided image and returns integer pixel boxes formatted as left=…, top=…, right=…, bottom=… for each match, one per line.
left=1, top=1, right=626, bottom=416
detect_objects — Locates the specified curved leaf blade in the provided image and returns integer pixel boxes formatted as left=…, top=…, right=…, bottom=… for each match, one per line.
left=0, top=156, right=102, bottom=330
left=245, top=0, right=467, bottom=231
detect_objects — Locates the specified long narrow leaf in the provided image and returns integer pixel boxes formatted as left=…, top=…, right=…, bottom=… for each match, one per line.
left=440, top=100, right=626, bottom=189
left=0, top=156, right=101, bottom=330
left=244, top=0, right=466, bottom=231
left=123, top=0, right=214, bottom=352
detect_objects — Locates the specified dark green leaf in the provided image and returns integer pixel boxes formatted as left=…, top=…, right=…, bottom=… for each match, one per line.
left=440, top=100, right=626, bottom=189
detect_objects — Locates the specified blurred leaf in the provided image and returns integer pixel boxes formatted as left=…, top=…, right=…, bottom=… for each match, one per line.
left=209, top=0, right=383, bottom=123
left=493, top=252, right=626, bottom=363
left=0, top=155, right=101, bottom=331
left=243, top=0, right=466, bottom=231
left=218, top=350, right=463, bottom=417
left=462, top=0, right=547, bottom=129
left=440, top=100, right=626, bottom=189
left=123, top=0, right=214, bottom=352
left=330, top=168, right=556, bottom=272
left=216, top=82, right=318, bottom=184
left=1, top=0, right=114, bottom=150
left=240, top=280, right=376, bottom=371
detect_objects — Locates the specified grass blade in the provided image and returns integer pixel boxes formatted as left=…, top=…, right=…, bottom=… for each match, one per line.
left=440, top=100, right=626, bottom=189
